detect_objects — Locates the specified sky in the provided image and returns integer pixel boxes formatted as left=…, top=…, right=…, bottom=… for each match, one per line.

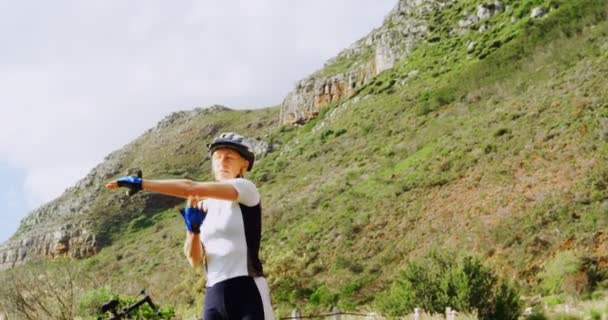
left=0, top=0, right=396, bottom=243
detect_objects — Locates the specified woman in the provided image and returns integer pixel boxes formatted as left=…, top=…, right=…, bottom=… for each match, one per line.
left=106, top=132, right=273, bottom=320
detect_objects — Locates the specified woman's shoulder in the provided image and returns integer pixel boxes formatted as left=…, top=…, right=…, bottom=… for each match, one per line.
left=228, top=177, right=258, bottom=188
left=227, top=178, right=260, bottom=206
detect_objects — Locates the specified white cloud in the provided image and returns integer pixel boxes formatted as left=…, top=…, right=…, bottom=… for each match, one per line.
left=23, top=163, right=95, bottom=208
left=0, top=0, right=395, bottom=216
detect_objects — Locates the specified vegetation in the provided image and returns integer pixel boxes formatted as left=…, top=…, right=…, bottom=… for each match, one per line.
left=0, top=259, right=86, bottom=319
left=79, top=288, right=175, bottom=320
left=374, top=252, right=521, bottom=320
left=3, top=0, right=608, bottom=318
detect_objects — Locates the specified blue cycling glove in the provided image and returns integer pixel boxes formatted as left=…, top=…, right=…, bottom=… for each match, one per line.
left=179, top=206, right=206, bottom=234
left=116, top=176, right=142, bottom=196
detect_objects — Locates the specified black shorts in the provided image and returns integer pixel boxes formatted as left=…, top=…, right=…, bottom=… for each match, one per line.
left=203, top=276, right=265, bottom=320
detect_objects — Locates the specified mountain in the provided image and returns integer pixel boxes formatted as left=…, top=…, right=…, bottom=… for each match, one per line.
left=2, top=0, right=608, bottom=317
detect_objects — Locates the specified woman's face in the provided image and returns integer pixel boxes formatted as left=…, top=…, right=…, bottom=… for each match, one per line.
left=211, top=148, right=249, bottom=181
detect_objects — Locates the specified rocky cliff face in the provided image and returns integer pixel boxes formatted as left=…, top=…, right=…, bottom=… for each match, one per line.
left=279, top=0, right=444, bottom=125
left=0, top=144, right=129, bottom=270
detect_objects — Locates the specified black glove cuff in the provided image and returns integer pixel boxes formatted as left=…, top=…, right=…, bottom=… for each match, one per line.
left=191, top=224, right=201, bottom=234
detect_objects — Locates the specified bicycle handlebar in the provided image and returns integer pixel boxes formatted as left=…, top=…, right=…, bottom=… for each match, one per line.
left=98, top=290, right=160, bottom=320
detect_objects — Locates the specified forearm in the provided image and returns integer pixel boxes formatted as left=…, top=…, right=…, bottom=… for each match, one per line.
left=184, top=232, right=204, bottom=268
left=143, top=179, right=238, bottom=201
left=142, top=179, right=195, bottom=199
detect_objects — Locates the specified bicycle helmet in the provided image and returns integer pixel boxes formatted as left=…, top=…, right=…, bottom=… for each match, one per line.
left=207, top=132, right=255, bottom=171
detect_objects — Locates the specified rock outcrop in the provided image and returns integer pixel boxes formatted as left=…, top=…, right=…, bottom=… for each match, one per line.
left=0, top=146, right=129, bottom=270
left=279, top=62, right=376, bottom=124
left=279, top=0, right=448, bottom=125
left=457, top=1, right=505, bottom=34
left=0, top=220, right=99, bottom=270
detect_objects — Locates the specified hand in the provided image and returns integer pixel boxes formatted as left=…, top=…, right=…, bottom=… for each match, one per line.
left=179, top=197, right=205, bottom=234
left=105, top=176, right=142, bottom=196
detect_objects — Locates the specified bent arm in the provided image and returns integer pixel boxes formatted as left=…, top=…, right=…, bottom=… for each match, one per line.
left=142, top=179, right=238, bottom=201
left=184, top=232, right=205, bottom=268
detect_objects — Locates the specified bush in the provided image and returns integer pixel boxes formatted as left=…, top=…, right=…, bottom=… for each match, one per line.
left=310, top=284, right=338, bottom=306
left=526, top=310, right=548, bottom=320
left=78, top=288, right=114, bottom=318
left=416, top=88, right=457, bottom=115
left=538, top=251, right=582, bottom=295
left=373, top=252, right=521, bottom=320
left=0, top=259, right=88, bottom=320
left=542, top=295, right=566, bottom=306
left=273, top=276, right=311, bottom=306
left=589, top=309, right=602, bottom=320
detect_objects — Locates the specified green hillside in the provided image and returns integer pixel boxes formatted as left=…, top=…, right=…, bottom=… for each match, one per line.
left=2, top=0, right=608, bottom=318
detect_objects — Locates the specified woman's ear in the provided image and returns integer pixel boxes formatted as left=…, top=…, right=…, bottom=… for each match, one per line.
left=239, top=160, right=249, bottom=177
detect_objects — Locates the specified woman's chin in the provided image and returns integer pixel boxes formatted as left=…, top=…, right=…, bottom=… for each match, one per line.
left=216, top=173, right=234, bottom=181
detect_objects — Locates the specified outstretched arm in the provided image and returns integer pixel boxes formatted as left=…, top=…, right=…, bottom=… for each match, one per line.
left=106, top=178, right=238, bottom=201
left=143, top=179, right=238, bottom=201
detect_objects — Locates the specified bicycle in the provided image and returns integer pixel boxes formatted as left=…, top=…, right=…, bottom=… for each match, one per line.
left=97, top=290, right=161, bottom=320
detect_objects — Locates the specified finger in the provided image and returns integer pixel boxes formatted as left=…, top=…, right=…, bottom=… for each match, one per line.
left=105, top=182, right=118, bottom=189
left=187, top=196, right=196, bottom=208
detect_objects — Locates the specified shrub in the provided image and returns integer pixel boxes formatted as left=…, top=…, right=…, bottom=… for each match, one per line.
left=273, top=276, right=311, bottom=306
left=0, top=259, right=87, bottom=320
left=78, top=288, right=114, bottom=318
left=310, top=284, right=338, bottom=306
left=334, top=128, right=347, bottom=137
left=321, top=129, right=335, bottom=140
left=416, top=88, right=457, bottom=115
left=589, top=309, right=602, bottom=320
left=538, top=251, right=582, bottom=295
left=541, top=295, right=566, bottom=306
left=526, top=310, right=548, bottom=320
left=373, top=252, right=521, bottom=320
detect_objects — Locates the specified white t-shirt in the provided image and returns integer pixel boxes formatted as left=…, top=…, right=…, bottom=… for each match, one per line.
left=200, top=178, right=264, bottom=287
